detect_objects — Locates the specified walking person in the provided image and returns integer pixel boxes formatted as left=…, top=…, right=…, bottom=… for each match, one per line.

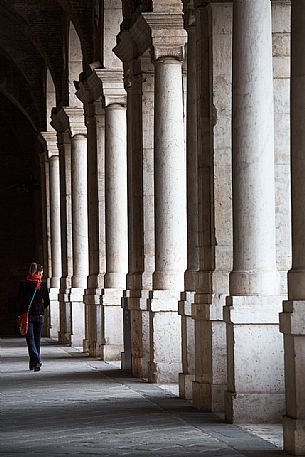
left=17, top=262, right=50, bottom=371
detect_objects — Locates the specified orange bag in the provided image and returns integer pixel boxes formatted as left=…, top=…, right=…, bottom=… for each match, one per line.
left=18, top=312, right=29, bottom=336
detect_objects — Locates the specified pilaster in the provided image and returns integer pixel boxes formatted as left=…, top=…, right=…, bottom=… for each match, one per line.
left=192, top=2, right=230, bottom=414
left=179, top=1, right=198, bottom=400
left=115, top=30, right=155, bottom=377
left=280, top=1, right=305, bottom=453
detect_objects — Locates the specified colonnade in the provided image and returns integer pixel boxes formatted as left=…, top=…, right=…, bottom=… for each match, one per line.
left=39, top=1, right=305, bottom=455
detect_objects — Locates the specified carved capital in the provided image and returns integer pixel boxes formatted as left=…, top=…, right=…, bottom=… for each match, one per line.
left=91, top=69, right=127, bottom=107
left=52, top=107, right=86, bottom=138
left=40, top=131, right=59, bottom=160
left=131, top=13, right=187, bottom=62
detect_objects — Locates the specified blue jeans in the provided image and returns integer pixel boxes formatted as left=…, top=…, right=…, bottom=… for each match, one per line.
left=26, top=315, right=44, bottom=368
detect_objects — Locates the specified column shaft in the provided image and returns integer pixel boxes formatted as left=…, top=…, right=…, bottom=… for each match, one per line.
left=49, top=154, right=62, bottom=288
left=230, top=0, right=279, bottom=296
left=70, top=132, right=89, bottom=347
left=104, top=104, right=128, bottom=289
left=153, top=58, right=187, bottom=291
left=58, top=134, right=72, bottom=345
left=42, top=132, right=62, bottom=340
left=71, top=134, right=89, bottom=288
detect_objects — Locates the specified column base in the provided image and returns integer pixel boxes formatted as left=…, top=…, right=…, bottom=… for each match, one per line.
left=225, top=391, right=285, bottom=424
left=178, top=291, right=195, bottom=399
left=70, top=288, right=86, bottom=349
left=283, top=416, right=305, bottom=456
left=84, top=288, right=103, bottom=357
left=99, top=288, right=124, bottom=361
left=192, top=293, right=227, bottom=412
left=192, top=381, right=226, bottom=412
left=49, top=288, right=60, bottom=341
left=58, top=288, right=72, bottom=345
left=224, top=294, right=285, bottom=423
left=147, top=290, right=182, bottom=384
left=179, top=373, right=195, bottom=400
left=123, top=290, right=150, bottom=378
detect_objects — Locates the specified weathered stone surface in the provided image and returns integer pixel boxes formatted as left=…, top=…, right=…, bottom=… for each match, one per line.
left=0, top=338, right=286, bottom=457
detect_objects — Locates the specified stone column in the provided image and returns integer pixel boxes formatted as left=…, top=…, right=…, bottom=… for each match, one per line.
left=77, top=79, right=107, bottom=357
left=179, top=2, right=198, bottom=400
left=51, top=111, right=74, bottom=346
left=224, top=0, right=284, bottom=423
left=129, top=13, right=187, bottom=383
left=55, top=108, right=89, bottom=348
left=71, top=114, right=89, bottom=348
left=41, top=131, right=62, bottom=340
left=114, top=33, right=155, bottom=377
left=86, top=69, right=127, bottom=361
left=149, top=55, right=186, bottom=382
left=280, top=1, right=305, bottom=454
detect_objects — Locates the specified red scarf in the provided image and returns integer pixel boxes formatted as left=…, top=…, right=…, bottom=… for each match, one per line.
left=26, top=274, right=42, bottom=289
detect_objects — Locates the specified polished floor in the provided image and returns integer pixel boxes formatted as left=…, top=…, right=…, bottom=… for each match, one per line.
left=0, top=338, right=290, bottom=456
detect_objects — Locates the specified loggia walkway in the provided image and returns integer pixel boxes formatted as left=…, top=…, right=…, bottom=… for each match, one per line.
left=0, top=339, right=289, bottom=457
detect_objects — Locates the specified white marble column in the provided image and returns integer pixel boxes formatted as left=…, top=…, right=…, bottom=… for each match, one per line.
left=85, top=69, right=128, bottom=361
left=148, top=55, right=186, bottom=383
left=280, top=1, right=305, bottom=454
left=134, top=14, right=187, bottom=384
left=224, top=0, right=284, bottom=423
left=41, top=132, right=62, bottom=340
left=179, top=4, right=198, bottom=400
left=114, top=35, right=155, bottom=377
left=77, top=79, right=107, bottom=357
left=71, top=123, right=89, bottom=347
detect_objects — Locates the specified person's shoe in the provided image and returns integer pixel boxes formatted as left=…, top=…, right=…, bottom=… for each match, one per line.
left=34, top=364, right=40, bottom=372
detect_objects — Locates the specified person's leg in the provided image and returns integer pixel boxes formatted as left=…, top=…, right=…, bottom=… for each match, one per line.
left=26, top=317, right=39, bottom=369
left=33, top=315, right=44, bottom=367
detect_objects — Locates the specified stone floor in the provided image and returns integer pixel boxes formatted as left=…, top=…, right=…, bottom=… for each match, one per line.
left=0, top=338, right=291, bottom=457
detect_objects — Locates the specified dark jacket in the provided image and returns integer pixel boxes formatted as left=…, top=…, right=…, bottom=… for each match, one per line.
left=17, top=280, right=50, bottom=316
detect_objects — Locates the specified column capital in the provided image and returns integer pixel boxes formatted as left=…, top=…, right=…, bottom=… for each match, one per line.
left=88, top=69, right=127, bottom=107
left=52, top=107, right=87, bottom=138
left=131, top=13, right=187, bottom=62
left=40, top=131, right=59, bottom=160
